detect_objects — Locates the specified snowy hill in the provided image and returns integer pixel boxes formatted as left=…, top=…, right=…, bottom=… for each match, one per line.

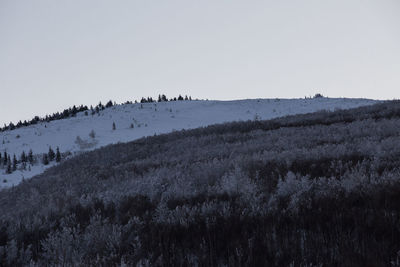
left=0, top=98, right=378, bottom=188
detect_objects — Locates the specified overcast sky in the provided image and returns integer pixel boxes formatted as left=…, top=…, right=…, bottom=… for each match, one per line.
left=0, top=0, right=399, bottom=125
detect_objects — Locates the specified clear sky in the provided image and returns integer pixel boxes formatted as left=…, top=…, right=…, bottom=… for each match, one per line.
left=0, top=0, right=399, bottom=126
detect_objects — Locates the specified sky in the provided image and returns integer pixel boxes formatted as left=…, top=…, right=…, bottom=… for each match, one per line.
left=0, top=0, right=399, bottom=126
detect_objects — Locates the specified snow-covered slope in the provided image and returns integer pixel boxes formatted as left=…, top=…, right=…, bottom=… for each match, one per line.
left=0, top=98, right=378, bottom=188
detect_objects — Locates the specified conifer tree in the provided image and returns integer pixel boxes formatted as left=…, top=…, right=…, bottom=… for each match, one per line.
left=20, top=151, right=27, bottom=163
left=56, top=147, right=61, bottom=162
left=8, top=122, right=15, bottom=130
left=7, top=155, right=11, bottom=171
left=6, top=161, right=12, bottom=174
left=106, top=100, right=113, bottom=108
left=42, top=154, right=49, bottom=165
left=71, top=105, right=78, bottom=116
left=3, top=151, right=7, bottom=165
left=48, top=147, right=55, bottom=161
left=28, top=149, right=34, bottom=164
left=89, top=130, right=96, bottom=139
left=12, top=155, right=17, bottom=171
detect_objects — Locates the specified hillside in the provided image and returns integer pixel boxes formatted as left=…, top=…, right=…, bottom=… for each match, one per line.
left=0, top=97, right=378, bottom=188
left=0, top=101, right=399, bottom=266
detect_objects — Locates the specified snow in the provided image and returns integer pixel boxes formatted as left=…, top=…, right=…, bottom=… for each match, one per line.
left=0, top=97, right=378, bottom=189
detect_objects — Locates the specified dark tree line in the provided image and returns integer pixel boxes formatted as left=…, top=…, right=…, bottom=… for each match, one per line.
left=0, top=147, right=62, bottom=174
left=141, top=94, right=192, bottom=103
left=0, top=105, right=89, bottom=132
left=1, top=94, right=193, bottom=133
left=42, top=147, right=61, bottom=165
left=1, top=150, right=34, bottom=174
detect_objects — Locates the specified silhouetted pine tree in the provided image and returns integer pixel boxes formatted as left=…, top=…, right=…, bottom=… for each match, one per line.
left=48, top=147, right=55, bottom=161
left=8, top=122, right=15, bottom=130
left=56, top=147, right=61, bottom=162
left=71, top=105, right=78, bottom=116
left=89, top=130, right=96, bottom=139
left=3, top=152, right=7, bottom=165
left=90, top=105, right=95, bottom=115
left=12, top=155, right=17, bottom=171
left=42, top=154, right=49, bottom=165
left=106, top=100, right=113, bottom=108
left=28, top=149, right=34, bottom=164
left=6, top=161, right=11, bottom=174
left=20, top=151, right=27, bottom=163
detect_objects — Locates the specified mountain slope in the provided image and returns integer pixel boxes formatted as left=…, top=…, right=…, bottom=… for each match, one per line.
left=0, top=98, right=378, bottom=188
left=0, top=101, right=399, bottom=266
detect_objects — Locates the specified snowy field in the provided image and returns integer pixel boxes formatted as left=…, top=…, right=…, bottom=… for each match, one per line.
left=0, top=98, right=378, bottom=189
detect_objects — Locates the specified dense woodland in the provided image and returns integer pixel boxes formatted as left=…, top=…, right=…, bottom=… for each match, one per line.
left=1, top=101, right=400, bottom=266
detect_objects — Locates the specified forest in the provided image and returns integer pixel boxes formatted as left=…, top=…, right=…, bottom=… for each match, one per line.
left=1, top=101, right=400, bottom=266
